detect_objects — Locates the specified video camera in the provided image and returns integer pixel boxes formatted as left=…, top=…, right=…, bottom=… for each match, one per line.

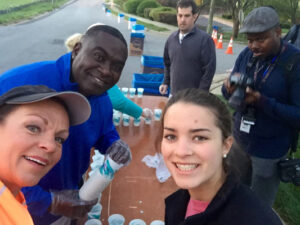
left=228, top=73, right=254, bottom=111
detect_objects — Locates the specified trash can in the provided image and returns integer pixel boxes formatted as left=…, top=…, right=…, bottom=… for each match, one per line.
left=132, top=24, right=145, bottom=34
left=132, top=73, right=169, bottom=96
left=128, top=17, right=137, bottom=30
left=141, top=55, right=164, bottom=74
left=129, top=33, right=145, bottom=56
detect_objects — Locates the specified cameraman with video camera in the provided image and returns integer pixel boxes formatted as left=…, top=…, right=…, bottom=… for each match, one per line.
left=222, top=6, right=300, bottom=207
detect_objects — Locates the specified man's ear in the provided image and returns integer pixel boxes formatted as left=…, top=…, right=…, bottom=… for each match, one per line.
left=72, top=42, right=82, bottom=58
left=193, top=13, right=199, bottom=23
left=275, top=26, right=282, bottom=38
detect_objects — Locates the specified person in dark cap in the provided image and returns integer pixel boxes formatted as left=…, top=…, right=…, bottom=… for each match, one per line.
left=0, top=85, right=91, bottom=225
left=222, top=6, right=300, bottom=206
left=0, top=24, right=131, bottom=225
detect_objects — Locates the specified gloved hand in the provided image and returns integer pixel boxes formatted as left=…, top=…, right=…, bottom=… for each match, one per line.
left=106, top=139, right=132, bottom=166
left=142, top=108, right=153, bottom=120
left=49, top=190, right=97, bottom=219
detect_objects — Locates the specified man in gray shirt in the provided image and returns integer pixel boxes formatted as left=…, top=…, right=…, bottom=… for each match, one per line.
left=159, top=0, right=216, bottom=96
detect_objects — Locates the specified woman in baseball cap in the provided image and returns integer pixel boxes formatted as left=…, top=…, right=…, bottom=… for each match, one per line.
left=0, top=85, right=91, bottom=225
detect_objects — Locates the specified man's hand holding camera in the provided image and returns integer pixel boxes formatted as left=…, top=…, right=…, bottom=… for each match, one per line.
left=245, top=87, right=261, bottom=104
left=223, top=73, right=261, bottom=107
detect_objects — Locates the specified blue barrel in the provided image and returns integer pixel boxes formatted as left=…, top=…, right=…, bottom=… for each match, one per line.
left=132, top=73, right=169, bottom=96
left=132, top=24, right=145, bottom=34
left=141, top=55, right=164, bottom=74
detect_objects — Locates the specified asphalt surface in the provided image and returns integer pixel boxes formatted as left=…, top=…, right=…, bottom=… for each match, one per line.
left=0, top=0, right=246, bottom=88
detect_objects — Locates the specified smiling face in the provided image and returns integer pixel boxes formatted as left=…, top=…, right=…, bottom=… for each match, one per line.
left=0, top=100, right=69, bottom=194
left=247, top=27, right=281, bottom=59
left=177, top=6, right=197, bottom=34
left=71, top=31, right=128, bottom=97
left=161, top=102, right=232, bottom=199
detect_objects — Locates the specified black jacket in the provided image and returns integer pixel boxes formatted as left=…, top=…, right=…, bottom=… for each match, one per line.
left=165, top=174, right=283, bottom=225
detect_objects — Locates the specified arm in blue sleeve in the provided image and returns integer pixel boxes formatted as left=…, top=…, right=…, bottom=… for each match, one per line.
left=22, top=186, right=52, bottom=217
left=256, top=65, right=300, bottom=129
left=107, top=85, right=143, bottom=118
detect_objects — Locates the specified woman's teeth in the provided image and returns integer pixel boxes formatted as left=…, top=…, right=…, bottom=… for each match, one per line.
left=176, top=163, right=198, bottom=171
left=24, top=156, right=46, bottom=166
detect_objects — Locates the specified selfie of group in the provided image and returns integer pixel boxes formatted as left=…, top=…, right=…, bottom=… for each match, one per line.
left=0, top=0, right=299, bottom=225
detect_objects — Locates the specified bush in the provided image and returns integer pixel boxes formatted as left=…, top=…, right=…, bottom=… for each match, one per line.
left=136, top=0, right=161, bottom=17
left=123, top=0, right=144, bottom=14
left=149, top=7, right=177, bottom=25
left=144, top=8, right=153, bottom=19
left=222, top=14, right=232, bottom=20
left=281, top=23, right=291, bottom=29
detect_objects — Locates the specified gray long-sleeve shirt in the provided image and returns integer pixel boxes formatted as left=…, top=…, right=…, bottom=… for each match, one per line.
left=163, top=26, right=216, bottom=95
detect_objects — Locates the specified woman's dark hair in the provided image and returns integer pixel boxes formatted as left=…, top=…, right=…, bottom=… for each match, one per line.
left=177, top=0, right=198, bottom=15
left=157, top=88, right=233, bottom=172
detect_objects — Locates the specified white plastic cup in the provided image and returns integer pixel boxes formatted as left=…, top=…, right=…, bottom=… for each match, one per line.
left=108, top=214, right=125, bottom=225
left=85, top=219, right=102, bottom=225
left=122, top=114, right=130, bottom=126
left=113, top=112, right=121, bottom=126
left=121, top=87, right=128, bottom=96
left=79, top=157, right=122, bottom=201
left=87, top=203, right=102, bottom=220
left=133, top=117, right=141, bottom=126
left=129, top=219, right=146, bottom=225
left=154, top=109, right=162, bottom=121
left=144, top=116, right=152, bottom=125
left=137, top=88, right=144, bottom=98
left=129, top=88, right=136, bottom=98
left=150, top=220, right=164, bottom=225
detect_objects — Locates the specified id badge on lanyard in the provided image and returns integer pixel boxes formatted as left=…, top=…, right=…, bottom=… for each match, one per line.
left=240, top=116, right=255, bottom=133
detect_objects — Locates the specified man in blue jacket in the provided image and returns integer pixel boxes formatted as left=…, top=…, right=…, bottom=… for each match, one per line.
left=0, top=25, right=130, bottom=224
left=222, top=7, right=300, bottom=206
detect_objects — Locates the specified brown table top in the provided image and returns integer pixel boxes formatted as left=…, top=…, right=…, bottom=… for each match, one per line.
left=100, top=95, right=177, bottom=225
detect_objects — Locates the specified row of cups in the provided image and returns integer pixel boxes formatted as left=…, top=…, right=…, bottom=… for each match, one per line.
left=86, top=217, right=163, bottom=225
left=113, top=109, right=162, bottom=127
left=121, top=87, right=144, bottom=98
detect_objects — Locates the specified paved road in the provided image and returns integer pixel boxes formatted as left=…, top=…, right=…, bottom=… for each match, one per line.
left=0, top=0, right=246, bottom=88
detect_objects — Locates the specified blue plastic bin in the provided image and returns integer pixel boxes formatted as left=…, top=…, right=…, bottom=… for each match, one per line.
left=132, top=73, right=169, bottom=96
left=141, top=55, right=164, bottom=74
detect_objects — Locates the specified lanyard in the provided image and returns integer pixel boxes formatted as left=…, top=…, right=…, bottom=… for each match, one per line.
left=253, top=45, right=286, bottom=88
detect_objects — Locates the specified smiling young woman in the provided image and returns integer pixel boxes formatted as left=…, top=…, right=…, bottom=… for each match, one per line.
left=158, top=88, right=283, bottom=225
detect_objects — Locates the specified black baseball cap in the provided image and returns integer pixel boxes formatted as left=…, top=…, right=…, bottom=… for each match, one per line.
left=239, top=7, right=279, bottom=33
left=0, top=85, right=91, bottom=126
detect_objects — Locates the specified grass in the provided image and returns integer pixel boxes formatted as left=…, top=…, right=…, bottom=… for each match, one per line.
left=217, top=95, right=300, bottom=225
left=274, top=148, right=300, bottom=225
left=0, top=0, right=69, bottom=25
left=0, top=0, right=36, bottom=10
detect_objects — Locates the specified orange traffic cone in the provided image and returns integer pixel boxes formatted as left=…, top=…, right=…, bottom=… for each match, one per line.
left=213, top=29, right=218, bottom=45
left=211, top=29, right=215, bottom=39
left=216, top=34, right=223, bottom=49
left=225, top=37, right=233, bottom=54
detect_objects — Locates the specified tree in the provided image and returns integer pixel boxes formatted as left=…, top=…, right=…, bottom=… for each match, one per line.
left=220, top=0, right=255, bottom=38
left=206, top=0, right=216, bottom=34
left=255, top=0, right=299, bottom=25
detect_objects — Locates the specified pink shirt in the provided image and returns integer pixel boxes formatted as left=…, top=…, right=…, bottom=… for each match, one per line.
left=185, top=199, right=210, bottom=218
